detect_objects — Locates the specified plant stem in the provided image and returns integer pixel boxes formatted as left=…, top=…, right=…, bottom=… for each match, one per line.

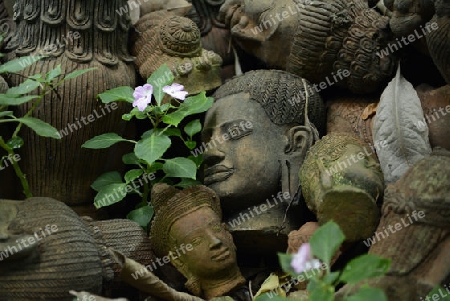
left=142, top=175, right=150, bottom=203
left=0, top=136, right=32, bottom=197
left=12, top=83, right=48, bottom=138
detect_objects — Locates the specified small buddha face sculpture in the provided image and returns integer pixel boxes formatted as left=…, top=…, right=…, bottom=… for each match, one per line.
left=202, top=92, right=288, bottom=213
left=170, top=206, right=237, bottom=278
left=219, top=0, right=295, bottom=68
left=299, top=133, right=384, bottom=241
left=324, top=144, right=384, bottom=197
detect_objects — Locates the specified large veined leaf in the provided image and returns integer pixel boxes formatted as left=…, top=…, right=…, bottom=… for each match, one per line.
left=0, top=56, right=45, bottom=74
left=82, top=133, right=130, bottom=149
left=373, top=65, right=432, bottom=184
left=7, top=79, right=41, bottom=95
left=163, top=157, right=197, bottom=179
left=134, top=134, right=171, bottom=166
left=17, top=117, right=60, bottom=139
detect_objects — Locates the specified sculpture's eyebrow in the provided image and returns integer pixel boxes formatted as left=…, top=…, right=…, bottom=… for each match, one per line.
left=219, top=119, right=248, bottom=129
left=176, top=217, right=218, bottom=241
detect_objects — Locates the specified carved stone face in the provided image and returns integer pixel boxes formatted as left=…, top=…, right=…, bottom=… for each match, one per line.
left=220, top=0, right=296, bottom=68
left=202, top=92, right=287, bottom=213
left=299, top=134, right=384, bottom=241
left=170, top=207, right=237, bottom=278
left=325, top=144, right=384, bottom=196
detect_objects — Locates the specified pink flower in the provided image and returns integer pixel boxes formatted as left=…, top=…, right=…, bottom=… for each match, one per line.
left=291, top=243, right=322, bottom=274
left=162, top=83, right=188, bottom=101
left=133, top=84, right=153, bottom=111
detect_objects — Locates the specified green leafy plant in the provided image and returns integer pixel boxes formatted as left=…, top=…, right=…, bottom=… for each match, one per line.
left=255, top=221, right=391, bottom=301
left=82, top=64, right=213, bottom=229
left=0, top=45, right=94, bottom=197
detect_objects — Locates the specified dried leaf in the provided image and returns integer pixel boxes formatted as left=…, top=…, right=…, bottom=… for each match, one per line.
left=373, top=64, right=432, bottom=184
left=361, top=103, right=378, bottom=120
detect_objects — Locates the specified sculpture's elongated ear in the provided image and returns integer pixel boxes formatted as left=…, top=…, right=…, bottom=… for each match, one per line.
left=280, top=126, right=315, bottom=201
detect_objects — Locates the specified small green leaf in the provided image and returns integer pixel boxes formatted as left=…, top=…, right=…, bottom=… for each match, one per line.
left=425, top=286, right=450, bottom=301
left=163, top=157, right=197, bottom=179
left=91, top=171, right=124, bottom=192
left=162, top=92, right=213, bottom=126
left=94, top=183, right=128, bottom=208
left=127, top=205, right=154, bottom=229
left=7, top=79, right=41, bottom=95
left=184, top=119, right=202, bottom=137
left=0, top=56, right=45, bottom=74
left=147, top=64, right=174, bottom=106
left=323, top=271, right=340, bottom=285
left=188, top=155, right=203, bottom=168
left=0, top=95, right=38, bottom=106
left=64, top=67, right=96, bottom=80
left=98, top=86, right=135, bottom=103
left=46, top=65, right=62, bottom=81
left=309, top=286, right=334, bottom=301
left=142, top=128, right=181, bottom=139
left=184, top=93, right=215, bottom=115
left=0, top=111, right=14, bottom=118
left=7, top=136, right=24, bottom=149
left=160, top=103, right=170, bottom=112
left=134, top=134, right=171, bottom=166
left=175, top=178, right=202, bottom=188
left=309, top=221, right=345, bottom=266
left=346, top=286, right=388, bottom=301
left=127, top=106, right=149, bottom=120
left=122, top=152, right=140, bottom=165
left=122, top=113, right=132, bottom=121
left=82, top=133, right=130, bottom=149
left=149, top=162, right=164, bottom=173
left=28, top=74, right=43, bottom=80
left=16, top=117, right=60, bottom=139
left=184, top=140, right=196, bottom=150
left=340, top=254, right=391, bottom=284
left=125, top=169, right=144, bottom=183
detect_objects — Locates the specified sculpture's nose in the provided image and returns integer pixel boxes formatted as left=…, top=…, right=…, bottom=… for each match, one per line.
left=202, top=139, right=226, bottom=167
left=207, top=232, right=222, bottom=250
left=203, top=142, right=225, bottom=168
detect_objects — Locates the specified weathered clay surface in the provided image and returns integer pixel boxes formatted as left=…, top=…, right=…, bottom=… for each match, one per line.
left=0, top=197, right=154, bottom=300
left=219, top=0, right=397, bottom=93
left=326, top=95, right=378, bottom=149
left=5, top=0, right=136, bottom=205
left=336, top=148, right=450, bottom=300
left=299, top=133, right=383, bottom=242
left=426, top=0, right=450, bottom=84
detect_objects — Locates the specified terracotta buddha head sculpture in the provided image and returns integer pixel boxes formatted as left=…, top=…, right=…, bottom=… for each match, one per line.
left=201, top=69, right=326, bottom=255
left=299, top=133, right=384, bottom=242
left=149, top=183, right=246, bottom=300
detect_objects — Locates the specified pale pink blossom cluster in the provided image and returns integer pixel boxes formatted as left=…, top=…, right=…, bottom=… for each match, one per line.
left=132, top=83, right=188, bottom=111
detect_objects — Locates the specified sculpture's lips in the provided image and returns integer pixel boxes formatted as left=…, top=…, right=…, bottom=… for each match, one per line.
left=204, top=165, right=233, bottom=185
left=211, top=248, right=230, bottom=261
